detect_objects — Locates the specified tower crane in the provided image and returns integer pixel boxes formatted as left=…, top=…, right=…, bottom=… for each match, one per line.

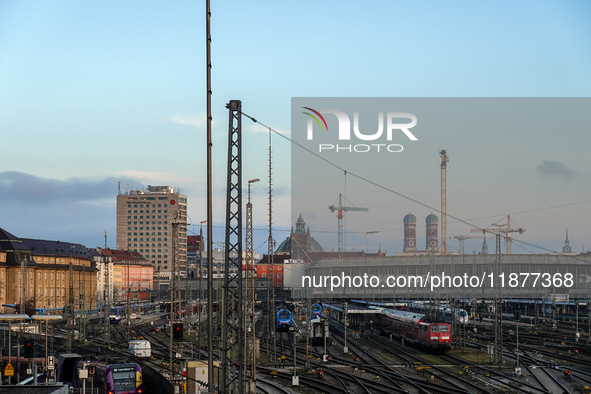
left=440, top=150, right=449, bottom=255
left=449, top=235, right=486, bottom=255
left=329, top=193, right=368, bottom=257
left=469, top=215, right=525, bottom=254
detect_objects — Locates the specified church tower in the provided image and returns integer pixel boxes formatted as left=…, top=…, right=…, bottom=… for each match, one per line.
left=425, top=213, right=439, bottom=252
left=562, top=229, right=573, bottom=253
left=403, top=213, right=417, bottom=253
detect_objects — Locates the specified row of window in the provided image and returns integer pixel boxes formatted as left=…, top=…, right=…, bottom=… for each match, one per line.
left=128, top=216, right=168, bottom=220
left=128, top=203, right=168, bottom=208
left=260, top=273, right=282, bottom=279
left=128, top=232, right=169, bottom=236
left=128, top=209, right=167, bottom=214
left=128, top=221, right=168, bottom=225
left=128, top=226, right=168, bottom=230
left=260, top=266, right=282, bottom=271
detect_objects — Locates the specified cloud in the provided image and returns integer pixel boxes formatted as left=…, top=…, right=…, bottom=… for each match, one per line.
left=169, top=113, right=207, bottom=129
left=248, top=123, right=290, bottom=136
left=117, top=170, right=199, bottom=186
left=535, top=161, right=578, bottom=180
left=0, top=172, right=126, bottom=203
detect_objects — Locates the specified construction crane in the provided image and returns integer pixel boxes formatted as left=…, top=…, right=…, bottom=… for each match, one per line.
left=469, top=215, right=525, bottom=254
left=440, top=150, right=449, bottom=255
left=329, top=193, right=368, bottom=257
left=449, top=235, right=485, bottom=255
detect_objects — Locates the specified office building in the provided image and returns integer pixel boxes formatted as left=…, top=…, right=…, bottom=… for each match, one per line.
left=116, top=185, right=187, bottom=281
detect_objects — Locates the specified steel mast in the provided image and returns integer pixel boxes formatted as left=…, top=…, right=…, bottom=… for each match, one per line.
left=221, top=100, right=244, bottom=393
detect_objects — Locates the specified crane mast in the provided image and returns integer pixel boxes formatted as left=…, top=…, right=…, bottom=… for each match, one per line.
left=469, top=215, right=525, bottom=254
left=329, top=194, right=368, bottom=257
left=440, top=150, right=449, bottom=255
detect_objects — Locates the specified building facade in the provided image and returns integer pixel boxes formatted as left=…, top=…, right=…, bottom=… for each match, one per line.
left=116, top=185, right=187, bottom=281
left=0, top=228, right=97, bottom=312
left=88, top=247, right=114, bottom=307
left=100, top=249, right=153, bottom=302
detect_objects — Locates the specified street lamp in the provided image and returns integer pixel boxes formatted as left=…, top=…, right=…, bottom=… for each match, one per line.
left=31, top=315, right=62, bottom=384
left=0, top=314, right=30, bottom=384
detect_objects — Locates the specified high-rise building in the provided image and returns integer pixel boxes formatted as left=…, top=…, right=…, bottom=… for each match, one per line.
left=116, top=185, right=187, bottom=281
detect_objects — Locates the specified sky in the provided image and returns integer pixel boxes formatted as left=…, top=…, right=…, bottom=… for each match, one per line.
left=1, top=1, right=590, bottom=255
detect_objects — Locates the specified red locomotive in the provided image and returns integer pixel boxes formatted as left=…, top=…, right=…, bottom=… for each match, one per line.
left=374, top=309, right=451, bottom=352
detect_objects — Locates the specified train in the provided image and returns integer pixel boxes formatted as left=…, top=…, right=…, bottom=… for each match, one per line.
left=50, top=355, right=142, bottom=394
left=374, top=308, right=452, bottom=352
left=408, top=302, right=470, bottom=325
left=109, top=307, right=125, bottom=324
left=92, top=363, right=143, bottom=394
left=276, top=309, right=292, bottom=332
left=308, top=316, right=328, bottom=345
left=311, top=303, right=322, bottom=317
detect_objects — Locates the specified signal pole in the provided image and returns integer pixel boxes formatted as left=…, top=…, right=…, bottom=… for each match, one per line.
left=245, top=178, right=259, bottom=393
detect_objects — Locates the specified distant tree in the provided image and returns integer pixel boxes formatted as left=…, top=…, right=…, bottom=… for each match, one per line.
left=24, top=298, right=37, bottom=316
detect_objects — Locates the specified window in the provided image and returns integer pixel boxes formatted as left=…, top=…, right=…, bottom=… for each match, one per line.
left=262, top=273, right=266, bottom=278
left=277, top=266, right=282, bottom=271
left=277, top=273, right=282, bottom=279
left=262, top=266, right=267, bottom=270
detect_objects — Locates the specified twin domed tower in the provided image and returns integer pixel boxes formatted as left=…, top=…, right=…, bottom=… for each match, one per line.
left=403, top=213, right=439, bottom=253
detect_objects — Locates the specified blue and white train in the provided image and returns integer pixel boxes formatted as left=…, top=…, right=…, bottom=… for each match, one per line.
left=276, top=310, right=292, bottom=332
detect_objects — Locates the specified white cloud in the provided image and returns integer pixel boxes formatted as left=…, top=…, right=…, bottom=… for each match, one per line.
left=117, top=171, right=200, bottom=185
left=248, top=123, right=290, bottom=136
left=169, top=113, right=207, bottom=129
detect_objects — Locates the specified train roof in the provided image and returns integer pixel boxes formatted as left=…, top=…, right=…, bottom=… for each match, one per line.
left=380, top=308, right=425, bottom=325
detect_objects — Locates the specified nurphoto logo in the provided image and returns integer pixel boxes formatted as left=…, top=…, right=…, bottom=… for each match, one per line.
left=302, top=107, right=418, bottom=153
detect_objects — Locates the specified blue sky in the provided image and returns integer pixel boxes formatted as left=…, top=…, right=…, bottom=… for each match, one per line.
left=1, top=1, right=590, bottom=254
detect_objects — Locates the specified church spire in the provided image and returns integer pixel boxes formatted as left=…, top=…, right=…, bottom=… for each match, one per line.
left=562, top=228, right=573, bottom=253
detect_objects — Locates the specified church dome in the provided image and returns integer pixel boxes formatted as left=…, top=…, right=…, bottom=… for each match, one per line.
left=426, top=213, right=439, bottom=223
left=403, top=213, right=417, bottom=223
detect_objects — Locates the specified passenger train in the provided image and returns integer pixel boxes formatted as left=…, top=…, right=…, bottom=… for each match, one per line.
left=374, top=308, right=452, bottom=352
left=90, top=363, right=143, bottom=394
left=276, top=310, right=292, bottom=332
left=311, top=303, right=322, bottom=317
left=408, top=302, right=470, bottom=324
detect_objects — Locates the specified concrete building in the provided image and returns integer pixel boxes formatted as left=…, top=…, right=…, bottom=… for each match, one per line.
left=0, top=228, right=97, bottom=312
left=116, top=185, right=187, bottom=283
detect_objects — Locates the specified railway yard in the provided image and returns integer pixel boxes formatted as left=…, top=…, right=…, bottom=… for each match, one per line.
left=4, top=299, right=591, bottom=394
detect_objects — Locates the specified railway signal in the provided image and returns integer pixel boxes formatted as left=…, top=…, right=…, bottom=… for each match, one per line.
left=172, top=322, right=183, bottom=340
left=24, top=340, right=34, bottom=358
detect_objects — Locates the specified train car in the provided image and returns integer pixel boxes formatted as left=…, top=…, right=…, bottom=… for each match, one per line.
left=91, top=363, right=143, bottom=394
left=110, top=307, right=125, bottom=324
left=442, top=307, right=469, bottom=324
left=308, top=316, right=328, bottom=345
left=408, top=302, right=469, bottom=325
left=276, top=309, right=292, bottom=332
left=375, top=309, right=451, bottom=352
left=129, top=340, right=151, bottom=358
left=311, top=303, right=322, bottom=317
